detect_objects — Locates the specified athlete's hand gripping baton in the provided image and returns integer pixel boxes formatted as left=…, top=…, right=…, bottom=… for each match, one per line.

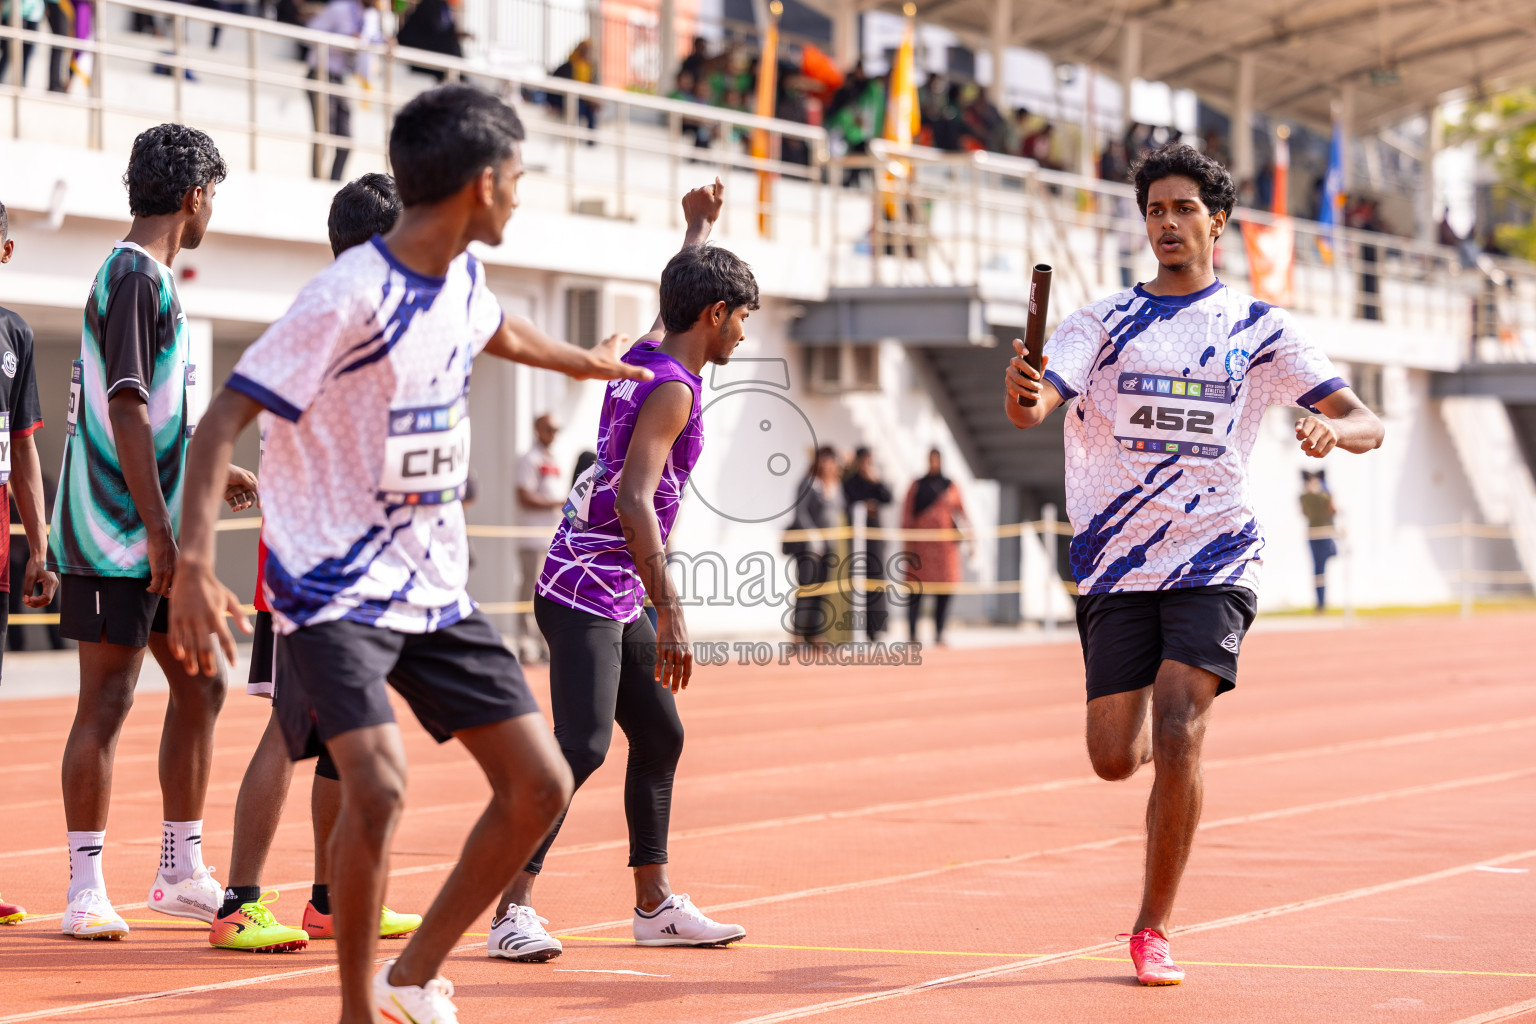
left=1016, top=264, right=1053, bottom=408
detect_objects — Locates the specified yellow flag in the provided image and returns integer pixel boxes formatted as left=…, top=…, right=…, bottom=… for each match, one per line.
left=752, top=3, right=781, bottom=237
left=880, top=6, right=919, bottom=223
left=883, top=14, right=919, bottom=145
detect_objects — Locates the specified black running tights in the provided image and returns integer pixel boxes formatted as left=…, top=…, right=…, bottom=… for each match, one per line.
left=525, top=593, right=684, bottom=873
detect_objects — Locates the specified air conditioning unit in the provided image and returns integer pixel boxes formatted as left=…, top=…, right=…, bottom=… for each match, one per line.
left=805, top=343, right=880, bottom=393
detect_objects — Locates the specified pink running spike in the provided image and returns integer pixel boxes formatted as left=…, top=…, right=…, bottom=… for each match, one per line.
left=1120, top=928, right=1185, bottom=985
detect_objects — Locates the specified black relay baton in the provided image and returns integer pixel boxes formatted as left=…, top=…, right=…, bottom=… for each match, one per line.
left=1016, top=264, right=1053, bottom=408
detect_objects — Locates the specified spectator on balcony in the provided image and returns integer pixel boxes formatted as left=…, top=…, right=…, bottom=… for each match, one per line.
left=679, top=34, right=708, bottom=83
left=672, top=68, right=712, bottom=149
left=961, top=86, right=1005, bottom=153
left=306, top=0, right=383, bottom=181
left=397, top=0, right=463, bottom=81
left=827, top=60, right=882, bottom=184
left=0, top=0, right=42, bottom=85
left=550, top=38, right=598, bottom=132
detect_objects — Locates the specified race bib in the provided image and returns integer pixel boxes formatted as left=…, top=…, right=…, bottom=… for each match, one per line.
left=66, top=360, right=82, bottom=436
left=377, top=397, right=471, bottom=505
left=0, top=411, right=11, bottom=486
left=562, top=461, right=598, bottom=531
left=1114, top=372, right=1230, bottom=459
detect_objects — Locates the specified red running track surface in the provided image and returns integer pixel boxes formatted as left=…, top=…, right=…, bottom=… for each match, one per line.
left=1, top=613, right=1534, bottom=1023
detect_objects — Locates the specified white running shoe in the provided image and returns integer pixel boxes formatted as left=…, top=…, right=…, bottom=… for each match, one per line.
left=632, top=893, right=745, bottom=947
left=374, top=961, right=459, bottom=1024
left=147, top=866, right=221, bottom=923
left=61, top=888, right=129, bottom=940
left=487, top=903, right=563, bottom=962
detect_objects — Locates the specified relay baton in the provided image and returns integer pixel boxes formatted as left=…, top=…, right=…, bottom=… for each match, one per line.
left=1016, top=264, right=1053, bottom=407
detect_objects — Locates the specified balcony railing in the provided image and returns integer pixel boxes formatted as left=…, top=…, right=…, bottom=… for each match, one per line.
left=1, top=0, right=1533, bottom=360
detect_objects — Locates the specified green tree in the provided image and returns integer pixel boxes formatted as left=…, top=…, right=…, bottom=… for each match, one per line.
left=1452, top=90, right=1536, bottom=260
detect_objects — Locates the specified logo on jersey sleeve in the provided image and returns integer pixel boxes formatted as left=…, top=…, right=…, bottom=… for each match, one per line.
left=2, top=352, right=16, bottom=378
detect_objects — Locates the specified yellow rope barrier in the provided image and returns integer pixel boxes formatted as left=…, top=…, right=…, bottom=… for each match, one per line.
left=0, top=517, right=1521, bottom=628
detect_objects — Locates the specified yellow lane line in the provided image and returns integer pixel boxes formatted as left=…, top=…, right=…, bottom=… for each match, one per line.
left=551, top=935, right=1536, bottom=979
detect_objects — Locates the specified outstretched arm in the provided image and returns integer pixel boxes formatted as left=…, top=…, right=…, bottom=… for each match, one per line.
left=1297, top=388, right=1385, bottom=457
left=483, top=317, right=652, bottom=383
left=637, top=178, right=724, bottom=344
left=614, top=380, right=694, bottom=693
left=167, top=388, right=264, bottom=675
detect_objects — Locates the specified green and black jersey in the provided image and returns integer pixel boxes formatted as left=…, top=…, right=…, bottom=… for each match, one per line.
left=48, top=242, right=193, bottom=578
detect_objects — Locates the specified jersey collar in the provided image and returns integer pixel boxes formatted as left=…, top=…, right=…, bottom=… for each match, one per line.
left=1133, top=279, right=1224, bottom=308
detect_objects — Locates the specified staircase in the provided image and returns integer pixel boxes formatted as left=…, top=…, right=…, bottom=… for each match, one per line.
left=1439, top=396, right=1536, bottom=585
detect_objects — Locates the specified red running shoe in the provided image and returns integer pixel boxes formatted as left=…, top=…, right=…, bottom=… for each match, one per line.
left=1122, top=928, right=1185, bottom=985
left=0, top=894, right=25, bottom=925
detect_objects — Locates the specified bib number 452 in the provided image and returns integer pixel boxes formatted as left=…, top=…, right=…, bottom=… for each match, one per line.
left=1128, top=405, right=1215, bottom=434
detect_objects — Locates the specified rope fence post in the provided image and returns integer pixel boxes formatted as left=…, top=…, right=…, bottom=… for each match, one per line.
left=850, top=502, right=866, bottom=642
left=1460, top=511, right=1474, bottom=619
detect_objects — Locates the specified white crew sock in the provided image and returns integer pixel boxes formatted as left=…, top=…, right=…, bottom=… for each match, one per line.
left=66, top=831, right=107, bottom=901
left=159, top=820, right=206, bottom=884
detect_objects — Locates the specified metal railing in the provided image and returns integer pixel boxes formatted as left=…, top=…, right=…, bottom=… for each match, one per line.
left=829, top=141, right=1536, bottom=360
left=0, top=0, right=828, bottom=242
left=4, top=0, right=1536, bottom=353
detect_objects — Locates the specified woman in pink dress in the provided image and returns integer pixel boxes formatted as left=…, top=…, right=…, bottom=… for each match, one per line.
left=900, top=448, right=968, bottom=645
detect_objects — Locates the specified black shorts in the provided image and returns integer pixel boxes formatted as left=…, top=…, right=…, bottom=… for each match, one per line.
left=59, top=574, right=168, bottom=648
left=272, top=609, right=540, bottom=762
left=1075, top=585, right=1258, bottom=702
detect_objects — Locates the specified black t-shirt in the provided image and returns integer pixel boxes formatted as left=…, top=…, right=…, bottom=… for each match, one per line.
left=0, top=305, right=45, bottom=593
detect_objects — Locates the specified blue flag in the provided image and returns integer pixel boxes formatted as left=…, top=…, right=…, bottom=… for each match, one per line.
left=1318, top=116, right=1345, bottom=263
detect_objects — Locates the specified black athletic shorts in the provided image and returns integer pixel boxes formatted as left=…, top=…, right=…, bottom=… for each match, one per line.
left=272, top=609, right=541, bottom=762
left=1075, top=585, right=1259, bottom=702
left=59, top=574, right=168, bottom=647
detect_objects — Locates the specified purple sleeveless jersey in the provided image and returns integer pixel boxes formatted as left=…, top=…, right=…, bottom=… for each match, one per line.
left=536, top=343, right=705, bottom=622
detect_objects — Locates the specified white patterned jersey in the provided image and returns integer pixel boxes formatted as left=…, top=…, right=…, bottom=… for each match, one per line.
left=228, top=236, right=503, bottom=634
left=1041, top=280, right=1345, bottom=596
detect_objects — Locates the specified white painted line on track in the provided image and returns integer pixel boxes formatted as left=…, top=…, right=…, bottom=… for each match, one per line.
left=726, top=848, right=1536, bottom=1024
left=4, top=776, right=1531, bottom=1021
left=1447, top=997, right=1536, bottom=1024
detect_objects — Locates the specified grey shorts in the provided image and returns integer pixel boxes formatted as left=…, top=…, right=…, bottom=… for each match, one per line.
left=272, top=609, right=540, bottom=761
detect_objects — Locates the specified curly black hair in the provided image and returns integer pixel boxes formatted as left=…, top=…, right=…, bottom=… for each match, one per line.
left=389, top=84, right=525, bottom=206
left=1131, top=143, right=1236, bottom=219
left=658, top=244, right=760, bottom=333
left=328, top=173, right=400, bottom=257
left=123, top=124, right=227, bottom=218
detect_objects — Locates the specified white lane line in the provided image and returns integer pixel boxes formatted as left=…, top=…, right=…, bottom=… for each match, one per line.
left=5, top=779, right=1530, bottom=1022
left=546, top=767, right=1536, bottom=938
left=726, top=848, right=1536, bottom=1024
left=21, top=755, right=1536, bottom=928
left=8, top=712, right=1534, bottom=867
left=1447, top=997, right=1536, bottom=1024
left=553, top=969, right=669, bottom=977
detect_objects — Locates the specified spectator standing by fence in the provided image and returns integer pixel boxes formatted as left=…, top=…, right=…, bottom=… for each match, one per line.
left=396, top=0, right=462, bottom=81
left=1301, top=471, right=1337, bottom=613
left=900, top=448, right=967, bottom=645
left=0, top=0, right=42, bottom=85
left=306, top=0, right=382, bottom=181
left=843, top=446, right=891, bottom=640
left=785, top=446, right=843, bottom=645
left=515, top=413, right=565, bottom=665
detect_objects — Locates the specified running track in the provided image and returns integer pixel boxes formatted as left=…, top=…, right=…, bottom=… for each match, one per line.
left=1, top=613, right=1534, bottom=1023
